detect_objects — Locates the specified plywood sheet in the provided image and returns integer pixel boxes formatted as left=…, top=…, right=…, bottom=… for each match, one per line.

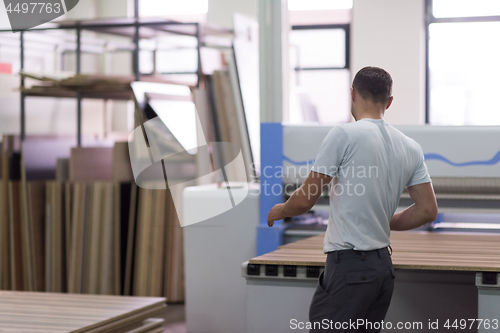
left=8, top=181, right=23, bottom=290
left=1, top=135, right=21, bottom=290
left=46, top=181, right=67, bottom=292
left=21, top=138, right=74, bottom=181
left=70, top=148, right=113, bottom=181
left=113, top=142, right=134, bottom=182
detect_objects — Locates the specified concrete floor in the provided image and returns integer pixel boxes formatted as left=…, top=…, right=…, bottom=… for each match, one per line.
left=159, top=303, right=187, bottom=333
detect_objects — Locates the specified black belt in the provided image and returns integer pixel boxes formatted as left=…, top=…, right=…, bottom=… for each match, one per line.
left=326, top=245, right=392, bottom=263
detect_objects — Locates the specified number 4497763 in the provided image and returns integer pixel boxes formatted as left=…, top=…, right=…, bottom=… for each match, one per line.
left=6, top=2, right=62, bottom=14
left=444, top=319, right=499, bottom=330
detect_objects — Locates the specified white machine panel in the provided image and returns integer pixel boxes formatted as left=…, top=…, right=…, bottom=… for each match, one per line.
left=282, top=125, right=500, bottom=183
left=183, top=183, right=259, bottom=333
left=398, top=126, right=500, bottom=178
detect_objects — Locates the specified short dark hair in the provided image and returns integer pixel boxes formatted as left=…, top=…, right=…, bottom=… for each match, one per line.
left=352, top=66, right=393, bottom=104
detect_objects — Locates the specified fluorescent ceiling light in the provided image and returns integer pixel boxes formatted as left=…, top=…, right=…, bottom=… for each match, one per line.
left=288, top=0, right=353, bottom=11
left=140, top=0, right=208, bottom=16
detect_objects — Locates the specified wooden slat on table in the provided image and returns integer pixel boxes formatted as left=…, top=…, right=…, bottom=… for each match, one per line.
left=252, top=231, right=500, bottom=272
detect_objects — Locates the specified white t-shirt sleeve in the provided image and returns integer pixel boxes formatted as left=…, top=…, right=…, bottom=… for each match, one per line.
left=311, top=127, right=349, bottom=177
left=407, top=145, right=432, bottom=187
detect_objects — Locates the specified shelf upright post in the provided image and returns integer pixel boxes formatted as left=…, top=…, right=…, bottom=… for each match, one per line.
left=133, top=0, right=140, bottom=81
left=76, top=27, right=82, bottom=146
left=133, top=24, right=139, bottom=81
left=20, top=31, right=25, bottom=141
left=196, top=23, right=201, bottom=88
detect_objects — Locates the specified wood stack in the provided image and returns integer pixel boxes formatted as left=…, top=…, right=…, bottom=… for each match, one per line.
left=128, top=186, right=185, bottom=302
left=21, top=137, right=74, bottom=292
left=134, top=189, right=167, bottom=297
left=1, top=135, right=21, bottom=290
left=163, top=185, right=186, bottom=303
left=192, top=49, right=255, bottom=183
left=67, top=182, right=120, bottom=295
left=21, top=181, right=46, bottom=292
left=0, top=135, right=186, bottom=302
left=45, top=181, right=67, bottom=292
left=19, top=72, right=134, bottom=100
left=69, top=147, right=113, bottom=181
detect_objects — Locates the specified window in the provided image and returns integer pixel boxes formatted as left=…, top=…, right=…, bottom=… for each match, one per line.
left=137, top=0, right=209, bottom=85
left=288, top=25, right=350, bottom=125
left=432, top=0, right=500, bottom=18
left=427, top=0, right=500, bottom=125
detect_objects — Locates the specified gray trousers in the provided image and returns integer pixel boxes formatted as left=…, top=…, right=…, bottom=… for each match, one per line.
left=309, top=247, right=395, bottom=333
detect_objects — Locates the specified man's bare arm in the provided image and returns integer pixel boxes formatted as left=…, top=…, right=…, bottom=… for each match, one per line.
left=267, top=171, right=333, bottom=227
left=390, top=182, right=438, bottom=231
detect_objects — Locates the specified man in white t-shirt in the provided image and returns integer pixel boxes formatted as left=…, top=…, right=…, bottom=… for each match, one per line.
left=267, top=67, right=438, bottom=332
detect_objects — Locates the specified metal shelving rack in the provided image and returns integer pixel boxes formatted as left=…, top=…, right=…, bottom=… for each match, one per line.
left=3, top=0, right=231, bottom=145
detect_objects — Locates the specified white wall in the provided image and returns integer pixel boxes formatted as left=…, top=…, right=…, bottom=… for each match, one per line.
left=95, top=0, right=129, bottom=19
left=0, top=1, right=10, bottom=30
left=208, top=0, right=257, bottom=28
left=351, top=0, right=426, bottom=125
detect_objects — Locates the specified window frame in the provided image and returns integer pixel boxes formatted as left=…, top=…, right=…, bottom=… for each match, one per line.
left=290, top=24, right=350, bottom=74
left=289, top=24, right=351, bottom=124
left=425, top=0, right=500, bottom=123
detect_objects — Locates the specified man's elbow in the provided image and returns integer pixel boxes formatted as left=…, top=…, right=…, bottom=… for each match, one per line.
left=424, top=203, right=438, bottom=223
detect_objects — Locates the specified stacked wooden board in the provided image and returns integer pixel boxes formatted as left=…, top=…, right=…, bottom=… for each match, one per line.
left=46, top=181, right=67, bottom=292
left=0, top=134, right=186, bottom=303
left=20, top=72, right=194, bottom=100
left=163, top=184, right=186, bottom=303
left=191, top=50, right=254, bottom=183
left=67, top=182, right=120, bottom=295
left=249, top=232, right=500, bottom=272
left=0, top=135, right=21, bottom=290
left=0, top=291, right=166, bottom=333
left=129, top=186, right=185, bottom=302
left=19, top=72, right=134, bottom=100
left=20, top=137, right=75, bottom=292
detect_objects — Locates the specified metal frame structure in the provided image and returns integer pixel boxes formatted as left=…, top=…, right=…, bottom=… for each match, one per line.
left=3, top=0, right=230, bottom=145
left=424, top=0, right=500, bottom=123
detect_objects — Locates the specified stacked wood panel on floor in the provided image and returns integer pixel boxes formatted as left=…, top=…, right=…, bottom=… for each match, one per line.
left=0, top=134, right=185, bottom=302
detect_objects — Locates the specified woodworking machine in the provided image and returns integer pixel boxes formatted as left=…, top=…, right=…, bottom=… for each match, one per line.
left=242, top=125, right=500, bottom=333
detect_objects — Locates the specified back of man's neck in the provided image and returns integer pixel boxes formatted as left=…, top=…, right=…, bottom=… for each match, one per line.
left=355, top=113, right=384, bottom=121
